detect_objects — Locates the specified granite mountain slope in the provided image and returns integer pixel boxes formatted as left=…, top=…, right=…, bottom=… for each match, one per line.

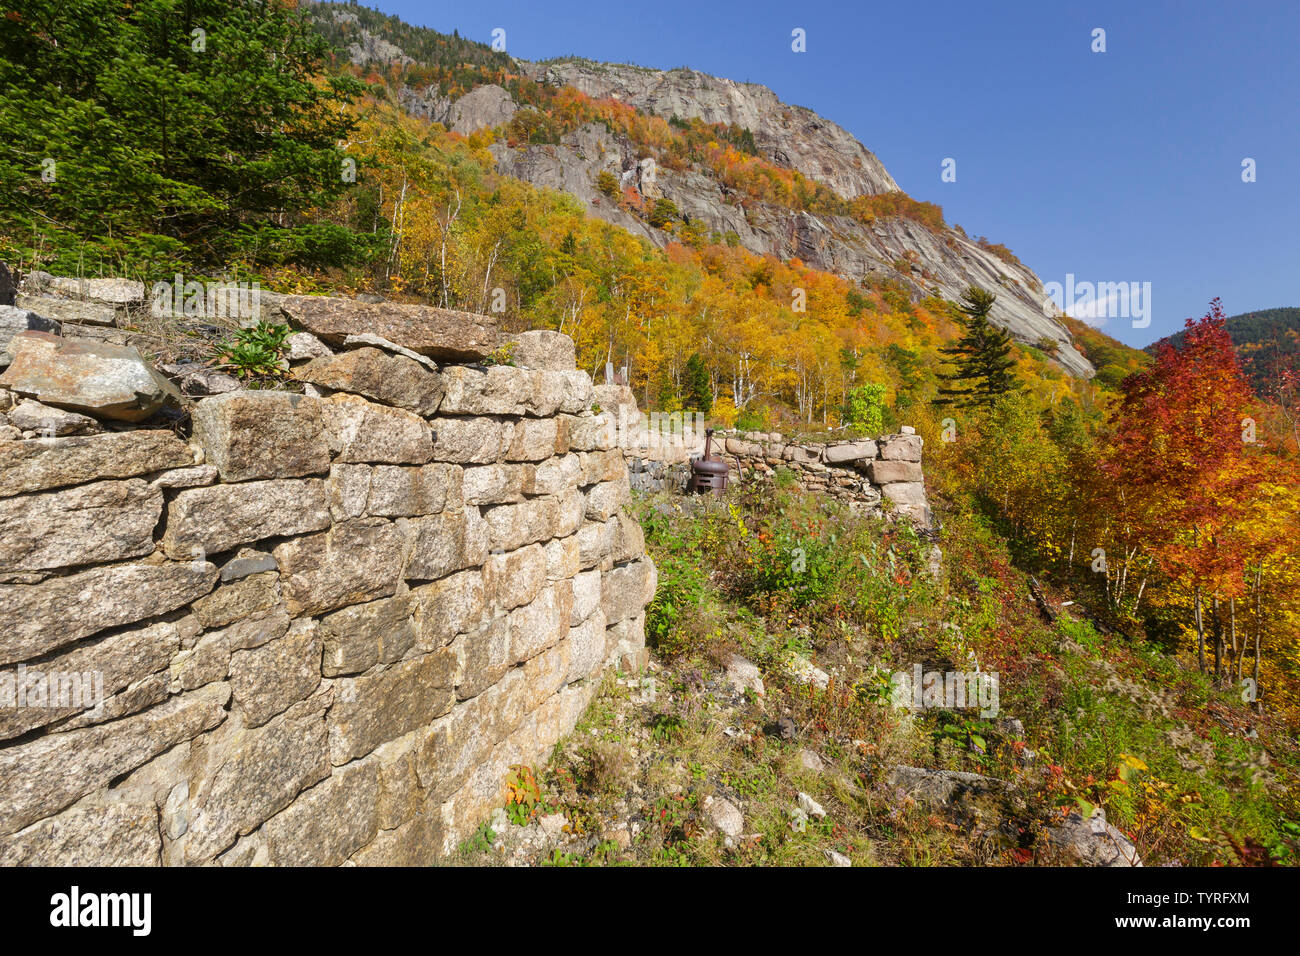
left=309, top=2, right=1094, bottom=378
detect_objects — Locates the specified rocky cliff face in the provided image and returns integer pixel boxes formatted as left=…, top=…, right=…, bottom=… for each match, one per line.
left=518, top=60, right=900, bottom=201
left=486, top=115, right=1093, bottom=377
left=320, top=5, right=1093, bottom=377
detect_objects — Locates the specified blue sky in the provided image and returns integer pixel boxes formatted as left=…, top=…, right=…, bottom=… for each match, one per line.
left=369, top=0, right=1297, bottom=347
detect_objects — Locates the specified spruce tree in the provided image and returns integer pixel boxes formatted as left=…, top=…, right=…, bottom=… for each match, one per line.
left=0, top=0, right=367, bottom=271
left=684, top=353, right=713, bottom=413
left=936, top=286, right=1019, bottom=407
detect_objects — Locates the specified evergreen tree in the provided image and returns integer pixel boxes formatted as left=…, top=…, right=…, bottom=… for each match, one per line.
left=0, top=0, right=368, bottom=272
left=936, top=286, right=1019, bottom=407
left=684, top=353, right=712, bottom=413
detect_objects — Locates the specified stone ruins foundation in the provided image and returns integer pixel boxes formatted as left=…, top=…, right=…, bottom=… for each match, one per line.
left=0, top=278, right=655, bottom=865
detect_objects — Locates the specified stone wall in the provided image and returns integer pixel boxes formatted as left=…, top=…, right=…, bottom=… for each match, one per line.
left=623, top=414, right=930, bottom=527
left=0, top=283, right=655, bottom=865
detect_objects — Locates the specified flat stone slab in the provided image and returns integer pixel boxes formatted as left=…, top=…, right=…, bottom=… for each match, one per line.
left=0, top=331, right=178, bottom=422
left=0, top=559, right=217, bottom=665
left=24, top=274, right=144, bottom=304
left=162, top=477, right=331, bottom=559
left=15, top=293, right=118, bottom=326
left=281, top=295, right=498, bottom=361
left=0, top=304, right=60, bottom=358
left=824, top=439, right=878, bottom=464
left=0, top=478, right=162, bottom=572
left=0, top=430, right=194, bottom=497
left=293, top=347, right=442, bottom=416
left=7, top=398, right=98, bottom=436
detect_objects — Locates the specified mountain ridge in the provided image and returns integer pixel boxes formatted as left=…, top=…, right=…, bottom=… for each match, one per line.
left=306, top=1, right=1096, bottom=379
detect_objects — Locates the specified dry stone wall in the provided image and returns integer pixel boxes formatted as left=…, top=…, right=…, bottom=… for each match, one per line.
left=713, top=430, right=930, bottom=526
left=0, top=281, right=655, bottom=866
left=623, top=415, right=931, bottom=526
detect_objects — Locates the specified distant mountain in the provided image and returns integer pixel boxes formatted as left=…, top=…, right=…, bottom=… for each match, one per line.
left=303, top=1, right=1096, bottom=378
left=1146, top=307, right=1299, bottom=397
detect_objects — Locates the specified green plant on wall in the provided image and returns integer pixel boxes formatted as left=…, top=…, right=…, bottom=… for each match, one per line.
left=217, top=320, right=291, bottom=383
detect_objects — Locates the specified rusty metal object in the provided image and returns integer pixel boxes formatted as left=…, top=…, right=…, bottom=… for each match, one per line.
left=688, top=428, right=729, bottom=495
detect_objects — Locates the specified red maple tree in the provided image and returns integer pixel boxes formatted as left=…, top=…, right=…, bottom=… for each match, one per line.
left=1101, top=299, right=1263, bottom=674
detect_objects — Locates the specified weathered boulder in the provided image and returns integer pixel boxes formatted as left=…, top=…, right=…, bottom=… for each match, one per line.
left=482, top=497, right=560, bottom=553
left=281, top=295, right=498, bottom=361
left=191, top=390, right=330, bottom=482
left=293, top=347, right=442, bottom=415
left=887, top=766, right=1011, bottom=807
left=725, top=654, right=765, bottom=697
left=0, top=331, right=178, bottom=422
left=703, top=795, right=744, bottom=839
left=191, top=571, right=280, bottom=629
left=462, top=462, right=530, bottom=505
left=285, top=331, right=333, bottom=362
left=1048, top=809, right=1143, bottom=867
left=0, top=304, right=60, bottom=358
left=509, top=330, right=576, bottom=370
left=6, top=398, right=98, bottom=435
left=0, top=429, right=193, bottom=497
left=447, top=84, right=518, bottom=135
left=508, top=584, right=571, bottom=664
